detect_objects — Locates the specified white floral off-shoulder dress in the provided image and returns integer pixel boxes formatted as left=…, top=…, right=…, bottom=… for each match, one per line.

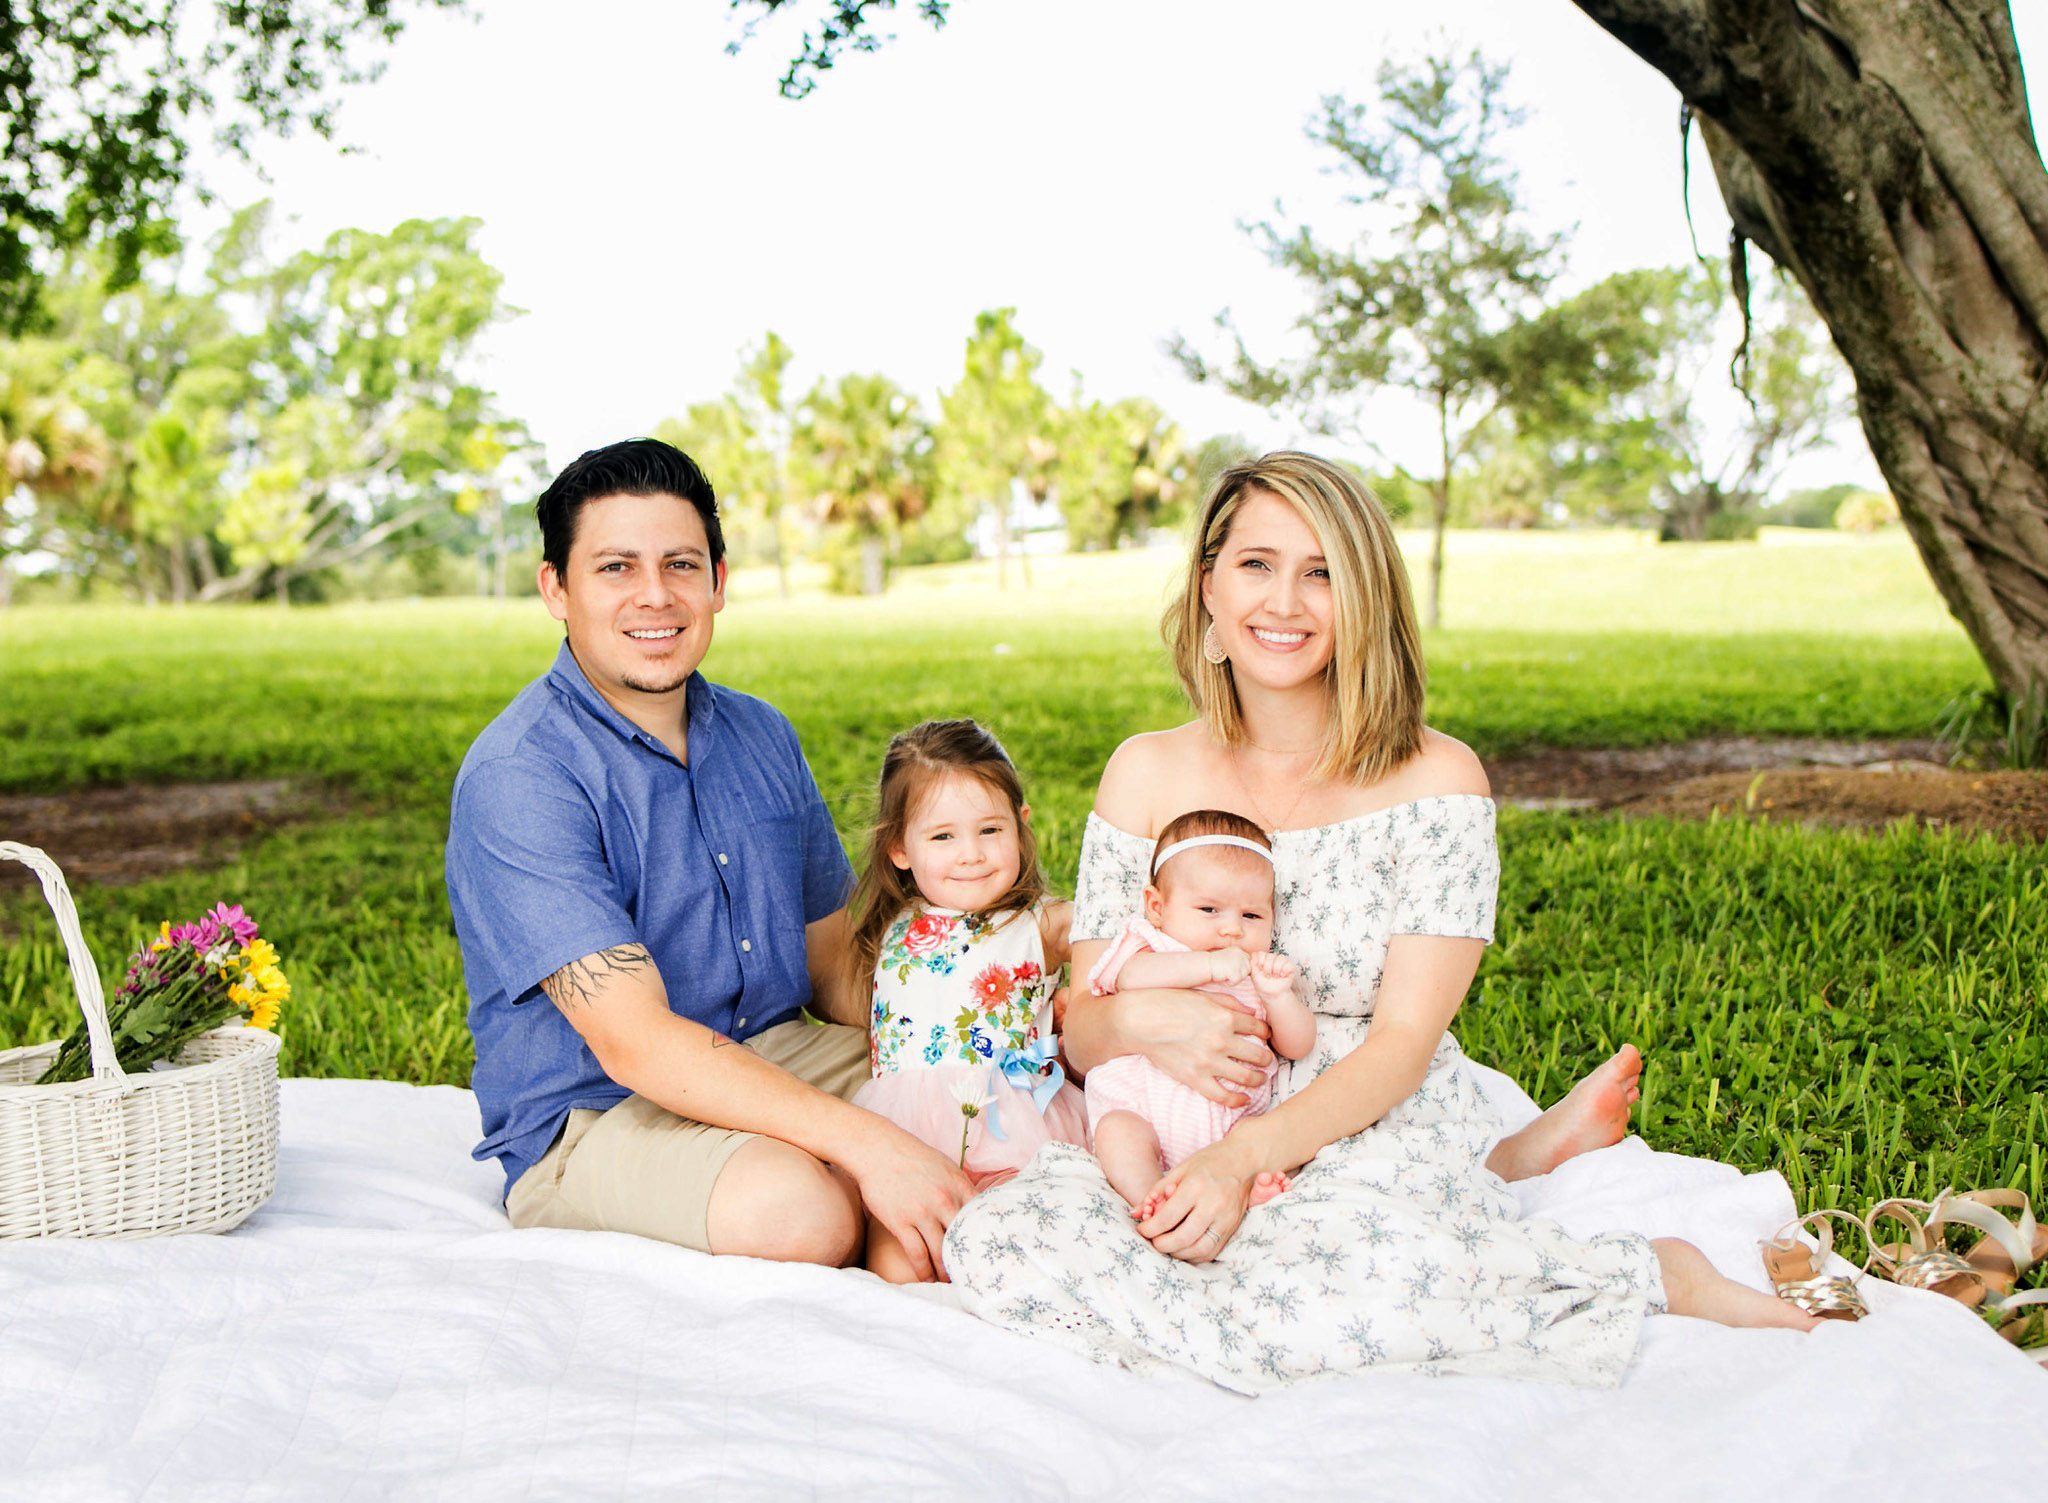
left=943, top=795, right=1664, bottom=1390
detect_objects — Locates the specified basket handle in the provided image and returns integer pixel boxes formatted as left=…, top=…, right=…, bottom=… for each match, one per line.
left=2, top=841, right=127, bottom=1084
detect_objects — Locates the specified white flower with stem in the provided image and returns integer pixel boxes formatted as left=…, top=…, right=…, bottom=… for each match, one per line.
left=946, top=1068, right=1001, bottom=1168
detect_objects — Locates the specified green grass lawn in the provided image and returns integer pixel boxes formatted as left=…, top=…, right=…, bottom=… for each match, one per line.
left=1, top=528, right=2039, bottom=1245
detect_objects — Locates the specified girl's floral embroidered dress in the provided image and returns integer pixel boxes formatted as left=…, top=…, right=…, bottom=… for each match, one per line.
left=945, top=797, right=1664, bottom=1390
left=853, top=899, right=1087, bottom=1180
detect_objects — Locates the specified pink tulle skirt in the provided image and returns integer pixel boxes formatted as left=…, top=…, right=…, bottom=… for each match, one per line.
left=853, top=1063, right=1089, bottom=1183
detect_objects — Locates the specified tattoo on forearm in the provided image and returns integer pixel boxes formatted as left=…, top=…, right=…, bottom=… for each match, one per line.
left=710, top=1032, right=737, bottom=1048
left=540, top=945, right=653, bottom=1014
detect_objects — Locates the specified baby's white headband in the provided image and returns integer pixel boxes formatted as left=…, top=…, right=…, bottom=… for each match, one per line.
left=1150, top=833, right=1275, bottom=878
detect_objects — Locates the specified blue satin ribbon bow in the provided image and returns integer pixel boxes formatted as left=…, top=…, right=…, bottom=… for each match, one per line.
left=984, top=1038, right=1067, bottom=1145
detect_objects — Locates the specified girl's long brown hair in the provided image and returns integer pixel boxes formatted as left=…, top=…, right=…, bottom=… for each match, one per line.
left=844, top=719, right=1050, bottom=1002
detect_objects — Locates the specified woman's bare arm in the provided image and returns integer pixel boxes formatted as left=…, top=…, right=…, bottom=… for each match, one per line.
left=1134, top=932, right=1480, bottom=1259
left=1225, top=932, right=1482, bottom=1174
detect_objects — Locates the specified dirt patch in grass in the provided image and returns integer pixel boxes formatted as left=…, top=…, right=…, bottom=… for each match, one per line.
left=1490, top=737, right=2045, bottom=842
left=0, top=780, right=328, bottom=892
left=0, top=740, right=2038, bottom=899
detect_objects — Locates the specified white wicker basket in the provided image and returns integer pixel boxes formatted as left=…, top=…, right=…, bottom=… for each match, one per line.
left=0, top=841, right=280, bottom=1239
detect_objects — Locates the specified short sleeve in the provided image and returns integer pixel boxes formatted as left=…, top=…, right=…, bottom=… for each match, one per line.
left=1388, top=795, right=1499, bottom=942
left=795, top=749, right=855, bottom=923
left=1072, top=813, right=1154, bottom=942
left=1085, top=914, right=1156, bottom=996
left=446, top=755, right=642, bottom=1004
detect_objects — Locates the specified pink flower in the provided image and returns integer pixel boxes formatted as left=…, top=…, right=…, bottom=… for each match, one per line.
left=208, top=903, right=260, bottom=948
left=969, top=963, right=1016, bottom=1012
left=903, top=912, right=954, bottom=957
left=1013, top=961, right=1042, bottom=984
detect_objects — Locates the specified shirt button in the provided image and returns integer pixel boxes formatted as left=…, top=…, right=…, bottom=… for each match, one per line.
left=740, top=939, right=752, bottom=952
left=736, top=1016, right=749, bottom=1031
left=718, top=853, right=728, bottom=865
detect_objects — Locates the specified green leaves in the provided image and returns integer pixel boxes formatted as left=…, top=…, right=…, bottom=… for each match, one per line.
left=5, top=207, right=532, bottom=602
left=0, top=1, right=459, bottom=331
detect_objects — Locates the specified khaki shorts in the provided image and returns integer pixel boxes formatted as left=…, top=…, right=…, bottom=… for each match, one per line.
left=504, top=1015, right=869, bottom=1252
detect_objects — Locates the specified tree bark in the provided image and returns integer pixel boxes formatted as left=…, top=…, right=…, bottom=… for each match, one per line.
left=167, top=533, right=191, bottom=605
left=1574, top=0, right=2048, bottom=702
left=860, top=532, right=886, bottom=595
left=1430, top=387, right=1451, bottom=629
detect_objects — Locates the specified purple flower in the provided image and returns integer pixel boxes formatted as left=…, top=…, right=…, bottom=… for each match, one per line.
left=207, top=903, right=260, bottom=948
left=167, top=922, right=205, bottom=948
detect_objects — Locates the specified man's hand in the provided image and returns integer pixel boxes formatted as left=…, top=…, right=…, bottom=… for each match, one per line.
left=840, top=1123, right=975, bottom=1282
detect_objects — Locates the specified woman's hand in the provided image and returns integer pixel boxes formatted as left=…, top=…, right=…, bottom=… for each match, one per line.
left=1134, top=1134, right=1263, bottom=1263
left=1122, top=988, right=1273, bottom=1107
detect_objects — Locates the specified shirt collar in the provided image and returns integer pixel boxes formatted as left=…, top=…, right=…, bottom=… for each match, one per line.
left=546, top=640, right=717, bottom=763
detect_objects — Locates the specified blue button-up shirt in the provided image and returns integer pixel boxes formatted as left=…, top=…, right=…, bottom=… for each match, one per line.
left=446, top=643, right=853, bottom=1195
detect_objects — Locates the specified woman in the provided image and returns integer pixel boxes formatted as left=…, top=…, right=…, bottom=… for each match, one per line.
left=943, top=452, right=1811, bottom=1390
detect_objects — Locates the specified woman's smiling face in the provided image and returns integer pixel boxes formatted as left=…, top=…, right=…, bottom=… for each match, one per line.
left=1200, top=487, right=1337, bottom=692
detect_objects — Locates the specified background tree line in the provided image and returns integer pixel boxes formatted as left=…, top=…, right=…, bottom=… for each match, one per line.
left=0, top=214, right=1878, bottom=608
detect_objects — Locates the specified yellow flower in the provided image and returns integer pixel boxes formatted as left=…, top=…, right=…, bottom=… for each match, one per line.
left=151, top=920, right=174, bottom=953
left=228, top=943, right=291, bottom=1031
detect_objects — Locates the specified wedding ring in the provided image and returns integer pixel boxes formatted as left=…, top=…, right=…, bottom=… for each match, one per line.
left=1201, top=1227, right=1221, bottom=1244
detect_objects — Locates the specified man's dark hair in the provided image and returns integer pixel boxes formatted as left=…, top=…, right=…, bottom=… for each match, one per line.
left=535, top=438, right=724, bottom=579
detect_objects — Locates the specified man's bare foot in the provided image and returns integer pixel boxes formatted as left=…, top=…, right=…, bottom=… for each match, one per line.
left=1485, top=1044, right=1642, bottom=1183
left=1247, top=1170, right=1289, bottom=1207
left=1655, top=1238, right=1819, bottom=1331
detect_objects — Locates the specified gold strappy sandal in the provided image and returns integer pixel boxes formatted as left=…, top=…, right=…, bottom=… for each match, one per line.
left=1866, top=1193, right=1993, bottom=1308
left=1761, top=1210, right=1871, bottom=1321
left=1937, top=1188, right=2048, bottom=1295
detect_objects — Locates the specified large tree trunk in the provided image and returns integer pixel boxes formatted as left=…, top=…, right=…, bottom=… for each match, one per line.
left=1575, top=0, right=2048, bottom=703
left=167, top=533, right=191, bottom=605
left=1429, top=387, right=1451, bottom=629
left=859, top=532, right=886, bottom=595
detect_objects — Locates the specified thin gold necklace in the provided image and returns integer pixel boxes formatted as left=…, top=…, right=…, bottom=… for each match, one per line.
left=1230, top=742, right=1317, bottom=832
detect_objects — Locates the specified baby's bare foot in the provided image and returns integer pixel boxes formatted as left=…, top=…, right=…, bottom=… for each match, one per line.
left=1489, top=1044, right=1642, bottom=1181
left=1247, top=1170, right=1290, bottom=1207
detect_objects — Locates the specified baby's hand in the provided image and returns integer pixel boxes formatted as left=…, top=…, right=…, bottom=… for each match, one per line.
left=1248, top=950, right=1297, bottom=1002
left=1208, top=947, right=1252, bottom=985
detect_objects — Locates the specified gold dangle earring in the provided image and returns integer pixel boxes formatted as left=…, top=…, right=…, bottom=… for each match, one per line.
left=1201, top=622, right=1228, bottom=666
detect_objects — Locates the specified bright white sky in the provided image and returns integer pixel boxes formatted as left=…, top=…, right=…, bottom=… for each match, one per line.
left=201, top=0, right=2048, bottom=490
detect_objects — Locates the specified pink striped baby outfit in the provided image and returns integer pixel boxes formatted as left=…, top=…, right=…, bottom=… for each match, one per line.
left=1081, top=915, right=1277, bottom=1169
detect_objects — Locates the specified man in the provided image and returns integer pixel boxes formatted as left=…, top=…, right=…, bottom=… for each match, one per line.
left=446, top=438, right=970, bottom=1278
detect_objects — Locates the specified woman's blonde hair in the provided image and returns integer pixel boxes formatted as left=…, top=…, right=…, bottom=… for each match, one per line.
left=1163, top=451, right=1426, bottom=786
left=844, top=719, right=1049, bottom=998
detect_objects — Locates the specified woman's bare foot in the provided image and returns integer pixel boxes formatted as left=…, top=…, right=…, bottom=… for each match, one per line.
left=1485, top=1044, right=1642, bottom=1182
left=1654, top=1238, right=1819, bottom=1331
left=1247, top=1170, right=1290, bottom=1207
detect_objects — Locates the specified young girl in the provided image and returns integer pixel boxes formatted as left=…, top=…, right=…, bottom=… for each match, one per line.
left=846, top=719, right=1089, bottom=1280
left=1084, top=808, right=1316, bottom=1213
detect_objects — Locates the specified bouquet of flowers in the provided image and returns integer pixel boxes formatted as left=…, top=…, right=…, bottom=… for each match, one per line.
left=36, top=902, right=290, bottom=1085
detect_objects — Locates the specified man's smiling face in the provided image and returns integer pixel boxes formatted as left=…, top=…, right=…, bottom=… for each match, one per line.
left=538, top=490, right=726, bottom=715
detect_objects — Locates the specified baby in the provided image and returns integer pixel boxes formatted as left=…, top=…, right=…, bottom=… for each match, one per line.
left=1084, top=808, right=1316, bottom=1213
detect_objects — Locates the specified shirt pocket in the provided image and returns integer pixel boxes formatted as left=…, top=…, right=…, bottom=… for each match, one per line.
left=743, top=813, right=810, bottom=938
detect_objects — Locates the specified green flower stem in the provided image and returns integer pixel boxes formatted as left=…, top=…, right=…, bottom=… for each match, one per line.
left=36, top=950, right=244, bottom=1085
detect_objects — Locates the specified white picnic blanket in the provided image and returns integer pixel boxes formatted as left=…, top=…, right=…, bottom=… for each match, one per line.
left=1, top=1073, right=2042, bottom=1501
